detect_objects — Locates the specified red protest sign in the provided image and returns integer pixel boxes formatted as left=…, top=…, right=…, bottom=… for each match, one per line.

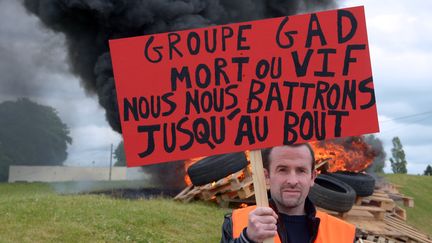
left=109, top=6, right=379, bottom=167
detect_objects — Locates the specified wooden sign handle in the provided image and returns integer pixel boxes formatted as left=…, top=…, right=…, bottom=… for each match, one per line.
left=249, top=150, right=274, bottom=243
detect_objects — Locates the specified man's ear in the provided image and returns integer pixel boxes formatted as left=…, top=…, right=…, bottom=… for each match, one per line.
left=264, top=168, right=270, bottom=186
left=310, top=169, right=317, bottom=187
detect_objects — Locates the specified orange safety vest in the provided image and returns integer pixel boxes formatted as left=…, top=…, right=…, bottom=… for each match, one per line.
left=232, top=206, right=355, bottom=243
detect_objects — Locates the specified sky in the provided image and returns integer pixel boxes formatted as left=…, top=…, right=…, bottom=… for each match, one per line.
left=0, top=0, right=431, bottom=174
left=0, top=0, right=122, bottom=167
left=343, top=0, right=432, bottom=174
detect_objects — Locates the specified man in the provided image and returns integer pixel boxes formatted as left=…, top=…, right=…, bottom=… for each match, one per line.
left=221, top=144, right=355, bottom=243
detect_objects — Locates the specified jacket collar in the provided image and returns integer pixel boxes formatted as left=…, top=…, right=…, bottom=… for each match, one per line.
left=269, top=197, right=321, bottom=243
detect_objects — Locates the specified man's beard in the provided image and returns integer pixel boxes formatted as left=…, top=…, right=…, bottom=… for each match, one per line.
left=273, top=185, right=305, bottom=211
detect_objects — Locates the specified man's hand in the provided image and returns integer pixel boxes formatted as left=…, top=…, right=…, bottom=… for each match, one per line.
left=246, top=207, right=278, bottom=242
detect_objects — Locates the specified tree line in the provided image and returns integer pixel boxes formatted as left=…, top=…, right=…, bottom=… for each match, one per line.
left=0, top=98, right=71, bottom=181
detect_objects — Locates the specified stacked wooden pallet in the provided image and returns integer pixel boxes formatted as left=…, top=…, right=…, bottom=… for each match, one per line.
left=174, top=166, right=257, bottom=206
left=321, top=183, right=430, bottom=243
left=351, top=213, right=432, bottom=243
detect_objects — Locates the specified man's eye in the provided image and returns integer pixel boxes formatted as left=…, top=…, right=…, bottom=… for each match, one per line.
left=298, top=168, right=307, bottom=173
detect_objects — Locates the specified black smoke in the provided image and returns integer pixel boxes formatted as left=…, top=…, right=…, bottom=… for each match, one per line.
left=364, top=134, right=386, bottom=173
left=23, top=0, right=336, bottom=133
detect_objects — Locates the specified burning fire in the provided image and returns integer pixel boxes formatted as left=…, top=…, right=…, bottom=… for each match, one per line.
left=184, top=156, right=206, bottom=186
left=310, top=137, right=376, bottom=172
left=239, top=203, right=248, bottom=208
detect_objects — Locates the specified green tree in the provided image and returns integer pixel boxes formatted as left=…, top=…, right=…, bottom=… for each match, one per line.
left=389, top=136, right=407, bottom=174
left=0, top=98, right=72, bottom=181
left=424, top=165, right=432, bottom=176
left=114, top=141, right=126, bottom=166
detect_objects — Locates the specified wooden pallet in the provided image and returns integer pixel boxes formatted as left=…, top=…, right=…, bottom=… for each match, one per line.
left=361, top=195, right=396, bottom=212
left=358, top=235, right=405, bottom=243
left=392, top=206, right=406, bottom=221
left=383, top=215, right=432, bottom=243
left=174, top=166, right=255, bottom=205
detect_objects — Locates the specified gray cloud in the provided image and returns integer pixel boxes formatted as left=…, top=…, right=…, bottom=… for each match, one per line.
left=0, top=0, right=70, bottom=98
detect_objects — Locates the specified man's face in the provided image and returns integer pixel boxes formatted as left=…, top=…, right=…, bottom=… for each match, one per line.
left=264, top=145, right=316, bottom=215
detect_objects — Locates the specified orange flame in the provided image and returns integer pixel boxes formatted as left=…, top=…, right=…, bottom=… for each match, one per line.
left=244, top=150, right=250, bottom=161
left=310, top=137, right=375, bottom=172
left=239, top=203, right=248, bottom=208
left=184, top=156, right=206, bottom=186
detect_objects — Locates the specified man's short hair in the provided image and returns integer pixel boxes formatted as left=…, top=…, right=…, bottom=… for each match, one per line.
left=261, top=143, right=316, bottom=172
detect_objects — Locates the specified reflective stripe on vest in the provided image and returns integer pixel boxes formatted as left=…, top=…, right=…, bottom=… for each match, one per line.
left=232, top=206, right=355, bottom=243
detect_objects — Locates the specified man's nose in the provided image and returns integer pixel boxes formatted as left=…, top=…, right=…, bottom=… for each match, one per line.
left=284, top=171, right=299, bottom=185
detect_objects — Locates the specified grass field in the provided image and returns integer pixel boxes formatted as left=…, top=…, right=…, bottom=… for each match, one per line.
left=0, top=182, right=228, bottom=243
left=1, top=175, right=431, bottom=242
left=384, top=174, right=432, bottom=235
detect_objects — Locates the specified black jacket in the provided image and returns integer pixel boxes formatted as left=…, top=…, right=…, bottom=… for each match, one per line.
left=220, top=198, right=321, bottom=243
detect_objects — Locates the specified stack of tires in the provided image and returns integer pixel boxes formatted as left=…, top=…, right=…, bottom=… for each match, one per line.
left=309, top=171, right=376, bottom=212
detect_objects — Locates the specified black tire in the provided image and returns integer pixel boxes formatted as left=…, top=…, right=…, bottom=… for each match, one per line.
left=187, top=152, right=248, bottom=186
left=309, top=174, right=356, bottom=212
left=327, top=171, right=375, bottom=197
